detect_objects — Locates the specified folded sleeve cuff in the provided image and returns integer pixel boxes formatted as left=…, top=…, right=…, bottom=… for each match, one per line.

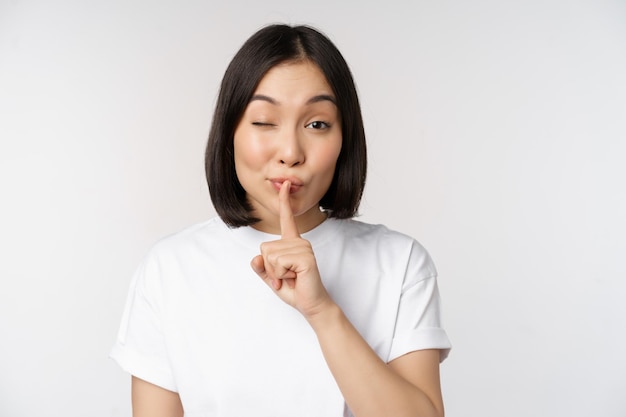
left=387, top=327, right=452, bottom=363
left=109, top=343, right=178, bottom=393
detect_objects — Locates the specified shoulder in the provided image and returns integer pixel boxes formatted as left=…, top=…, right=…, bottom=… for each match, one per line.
left=333, top=218, right=419, bottom=248
left=130, top=218, right=232, bottom=290
left=137, top=217, right=231, bottom=269
left=150, top=217, right=227, bottom=251
left=333, top=219, right=437, bottom=283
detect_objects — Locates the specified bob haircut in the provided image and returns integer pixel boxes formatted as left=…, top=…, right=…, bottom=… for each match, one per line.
left=205, top=24, right=367, bottom=227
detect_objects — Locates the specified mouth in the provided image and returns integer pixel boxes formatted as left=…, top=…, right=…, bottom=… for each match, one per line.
left=269, top=177, right=303, bottom=193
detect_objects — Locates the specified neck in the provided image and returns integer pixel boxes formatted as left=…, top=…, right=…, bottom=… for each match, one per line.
left=251, top=209, right=327, bottom=235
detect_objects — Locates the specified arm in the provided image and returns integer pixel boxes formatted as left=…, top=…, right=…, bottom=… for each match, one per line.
left=251, top=181, right=445, bottom=417
left=308, top=302, right=444, bottom=417
left=131, top=376, right=183, bottom=417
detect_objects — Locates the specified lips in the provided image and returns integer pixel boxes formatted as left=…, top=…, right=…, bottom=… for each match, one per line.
left=269, top=177, right=303, bottom=193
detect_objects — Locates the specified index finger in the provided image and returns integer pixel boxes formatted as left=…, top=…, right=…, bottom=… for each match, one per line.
left=279, top=180, right=300, bottom=239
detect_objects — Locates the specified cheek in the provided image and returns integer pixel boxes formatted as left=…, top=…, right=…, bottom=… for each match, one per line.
left=317, top=139, right=343, bottom=178
left=234, top=130, right=269, bottom=171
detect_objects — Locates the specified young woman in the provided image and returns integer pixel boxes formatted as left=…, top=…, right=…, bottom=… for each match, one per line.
left=111, top=24, right=451, bottom=417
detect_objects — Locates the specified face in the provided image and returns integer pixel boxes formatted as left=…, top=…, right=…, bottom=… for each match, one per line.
left=233, top=60, right=342, bottom=234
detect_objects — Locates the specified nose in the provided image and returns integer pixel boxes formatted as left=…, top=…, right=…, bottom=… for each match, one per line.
left=277, top=129, right=305, bottom=167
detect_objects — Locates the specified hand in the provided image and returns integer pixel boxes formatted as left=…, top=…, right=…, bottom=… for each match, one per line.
left=250, top=181, right=333, bottom=319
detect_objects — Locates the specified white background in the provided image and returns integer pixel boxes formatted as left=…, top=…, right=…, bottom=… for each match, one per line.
left=1, top=0, right=625, bottom=416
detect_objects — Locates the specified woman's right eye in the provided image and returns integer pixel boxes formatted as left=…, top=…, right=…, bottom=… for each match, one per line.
left=252, top=122, right=274, bottom=127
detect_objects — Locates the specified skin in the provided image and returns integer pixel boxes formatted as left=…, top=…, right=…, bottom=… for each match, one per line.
left=131, top=376, right=183, bottom=417
left=132, top=61, right=445, bottom=417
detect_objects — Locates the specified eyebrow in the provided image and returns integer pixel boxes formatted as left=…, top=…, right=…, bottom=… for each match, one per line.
left=249, top=94, right=337, bottom=106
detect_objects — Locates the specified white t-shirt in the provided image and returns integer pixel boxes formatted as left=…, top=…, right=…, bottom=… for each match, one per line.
left=110, top=217, right=451, bottom=417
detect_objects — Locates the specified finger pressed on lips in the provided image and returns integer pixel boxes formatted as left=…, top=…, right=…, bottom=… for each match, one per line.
left=251, top=181, right=302, bottom=292
left=279, top=180, right=300, bottom=239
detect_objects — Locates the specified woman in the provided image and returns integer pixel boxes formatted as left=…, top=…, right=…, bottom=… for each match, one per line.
left=111, top=24, right=451, bottom=417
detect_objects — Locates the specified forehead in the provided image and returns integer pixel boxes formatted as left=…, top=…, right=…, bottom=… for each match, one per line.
left=252, top=61, right=334, bottom=101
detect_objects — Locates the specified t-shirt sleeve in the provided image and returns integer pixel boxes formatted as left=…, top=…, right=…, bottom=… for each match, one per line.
left=387, top=241, right=452, bottom=363
left=109, top=254, right=178, bottom=392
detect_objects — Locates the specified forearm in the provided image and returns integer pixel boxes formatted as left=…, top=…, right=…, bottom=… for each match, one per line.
left=307, top=302, right=442, bottom=417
